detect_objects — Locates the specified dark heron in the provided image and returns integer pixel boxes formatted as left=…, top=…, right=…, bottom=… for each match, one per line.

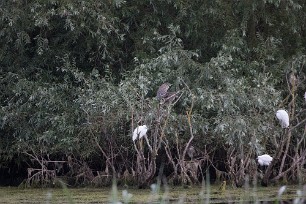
left=156, top=82, right=178, bottom=104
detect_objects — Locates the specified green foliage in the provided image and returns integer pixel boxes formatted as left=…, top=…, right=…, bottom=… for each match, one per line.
left=1, top=0, right=306, bottom=186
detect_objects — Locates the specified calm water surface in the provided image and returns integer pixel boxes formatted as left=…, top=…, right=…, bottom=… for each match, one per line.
left=0, top=185, right=304, bottom=203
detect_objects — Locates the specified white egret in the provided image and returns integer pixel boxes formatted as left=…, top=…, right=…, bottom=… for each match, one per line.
left=257, top=154, right=273, bottom=166
left=304, top=92, right=306, bottom=102
left=276, top=109, right=289, bottom=128
left=132, top=125, right=152, bottom=152
left=278, top=185, right=287, bottom=197
left=132, top=125, right=148, bottom=141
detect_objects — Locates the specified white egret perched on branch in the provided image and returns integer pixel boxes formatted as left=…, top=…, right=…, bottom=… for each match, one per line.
left=257, top=154, right=273, bottom=166
left=257, top=154, right=273, bottom=183
left=132, top=125, right=148, bottom=141
left=276, top=109, right=289, bottom=128
left=132, top=125, right=152, bottom=152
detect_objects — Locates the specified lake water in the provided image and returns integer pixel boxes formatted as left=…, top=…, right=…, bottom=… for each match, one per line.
left=0, top=184, right=304, bottom=203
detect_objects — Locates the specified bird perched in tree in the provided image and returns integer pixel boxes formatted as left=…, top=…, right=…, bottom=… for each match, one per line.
left=157, top=82, right=171, bottom=100
left=132, top=125, right=148, bottom=141
left=156, top=82, right=178, bottom=104
left=187, top=145, right=196, bottom=160
left=276, top=109, right=289, bottom=128
left=257, top=154, right=273, bottom=166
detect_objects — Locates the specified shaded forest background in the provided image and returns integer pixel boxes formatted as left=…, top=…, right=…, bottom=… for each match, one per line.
left=1, top=0, right=306, bottom=188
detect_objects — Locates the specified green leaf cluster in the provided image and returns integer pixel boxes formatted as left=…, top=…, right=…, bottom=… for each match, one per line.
left=1, top=0, right=306, bottom=186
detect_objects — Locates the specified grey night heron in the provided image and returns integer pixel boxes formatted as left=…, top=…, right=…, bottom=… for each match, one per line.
left=156, top=82, right=178, bottom=104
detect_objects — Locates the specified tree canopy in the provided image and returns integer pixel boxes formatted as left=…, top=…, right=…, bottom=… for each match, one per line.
left=1, top=0, right=306, bottom=187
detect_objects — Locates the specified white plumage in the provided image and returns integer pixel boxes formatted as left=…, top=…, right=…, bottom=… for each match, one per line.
left=132, top=125, right=148, bottom=141
left=276, top=109, right=289, bottom=128
left=257, top=154, right=273, bottom=166
left=304, top=92, right=306, bottom=101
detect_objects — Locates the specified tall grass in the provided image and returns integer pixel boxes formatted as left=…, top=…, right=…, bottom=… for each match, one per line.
left=38, top=178, right=306, bottom=204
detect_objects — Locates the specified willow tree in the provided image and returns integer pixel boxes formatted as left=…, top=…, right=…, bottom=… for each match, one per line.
left=1, top=0, right=306, bottom=187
